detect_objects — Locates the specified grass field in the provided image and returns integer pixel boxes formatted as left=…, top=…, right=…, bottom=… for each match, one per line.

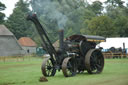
left=0, top=57, right=128, bottom=85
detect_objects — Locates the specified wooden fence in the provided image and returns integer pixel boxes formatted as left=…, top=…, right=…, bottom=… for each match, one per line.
left=0, top=55, right=33, bottom=62
left=0, top=53, right=127, bottom=62
left=103, top=53, right=127, bottom=59
left=0, top=57, right=25, bottom=62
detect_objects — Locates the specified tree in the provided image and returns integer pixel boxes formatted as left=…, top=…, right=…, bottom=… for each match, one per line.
left=30, top=0, right=88, bottom=42
left=86, top=16, right=117, bottom=37
left=5, top=0, right=31, bottom=39
left=88, top=1, right=103, bottom=15
left=105, top=0, right=124, bottom=7
left=0, top=2, right=6, bottom=24
left=104, top=0, right=128, bottom=37
left=65, top=28, right=75, bottom=37
left=114, top=16, right=128, bottom=37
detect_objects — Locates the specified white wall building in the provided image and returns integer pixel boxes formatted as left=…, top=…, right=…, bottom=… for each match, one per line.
left=18, top=37, right=37, bottom=54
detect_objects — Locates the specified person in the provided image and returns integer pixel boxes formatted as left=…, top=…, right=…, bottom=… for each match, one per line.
left=27, top=49, right=30, bottom=53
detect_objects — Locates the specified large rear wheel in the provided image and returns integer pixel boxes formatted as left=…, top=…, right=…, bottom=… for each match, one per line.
left=85, top=49, right=104, bottom=74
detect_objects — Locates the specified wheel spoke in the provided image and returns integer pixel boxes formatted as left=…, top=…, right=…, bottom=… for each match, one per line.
left=41, top=58, right=56, bottom=77
left=95, top=64, right=101, bottom=69
left=62, top=57, right=76, bottom=77
left=85, top=49, right=104, bottom=74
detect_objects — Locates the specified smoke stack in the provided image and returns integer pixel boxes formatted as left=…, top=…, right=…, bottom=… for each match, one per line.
left=59, top=29, right=64, bottom=51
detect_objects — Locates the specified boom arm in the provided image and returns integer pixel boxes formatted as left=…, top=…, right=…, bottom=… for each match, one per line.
left=27, top=14, right=57, bottom=64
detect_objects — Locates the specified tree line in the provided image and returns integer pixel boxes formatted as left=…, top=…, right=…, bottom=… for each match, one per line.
left=0, top=0, right=128, bottom=46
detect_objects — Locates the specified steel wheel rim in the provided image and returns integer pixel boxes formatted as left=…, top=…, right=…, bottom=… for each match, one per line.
left=41, top=58, right=56, bottom=77
left=62, top=57, right=76, bottom=77
left=85, top=49, right=104, bottom=74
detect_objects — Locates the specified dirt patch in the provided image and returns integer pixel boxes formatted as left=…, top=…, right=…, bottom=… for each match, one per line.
left=39, top=76, right=48, bottom=82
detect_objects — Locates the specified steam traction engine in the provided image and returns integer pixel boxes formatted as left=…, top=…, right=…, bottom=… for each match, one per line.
left=27, top=14, right=105, bottom=77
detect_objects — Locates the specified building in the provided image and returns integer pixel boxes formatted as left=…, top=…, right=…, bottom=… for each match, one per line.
left=18, top=37, right=37, bottom=54
left=0, top=25, right=24, bottom=56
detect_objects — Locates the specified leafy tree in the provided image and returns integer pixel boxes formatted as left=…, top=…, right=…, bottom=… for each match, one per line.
left=105, top=0, right=124, bottom=7
left=104, top=0, right=128, bottom=37
left=114, top=15, right=128, bottom=37
left=86, top=16, right=117, bottom=37
left=105, top=0, right=115, bottom=6
left=30, top=0, right=88, bottom=42
left=88, top=1, right=103, bottom=15
left=0, top=2, right=6, bottom=24
left=5, top=0, right=31, bottom=39
left=29, top=0, right=128, bottom=41
left=65, top=28, right=75, bottom=37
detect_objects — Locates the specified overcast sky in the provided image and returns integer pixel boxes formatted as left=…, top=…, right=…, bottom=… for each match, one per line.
left=0, top=0, right=127, bottom=17
left=1, top=0, right=19, bottom=17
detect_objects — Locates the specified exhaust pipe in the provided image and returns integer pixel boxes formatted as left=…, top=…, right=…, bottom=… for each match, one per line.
left=59, top=29, right=64, bottom=51
left=123, top=42, right=126, bottom=53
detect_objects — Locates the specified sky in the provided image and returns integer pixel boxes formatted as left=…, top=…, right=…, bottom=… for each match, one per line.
left=1, top=0, right=19, bottom=17
left=0, top=0, right=127, bottom=17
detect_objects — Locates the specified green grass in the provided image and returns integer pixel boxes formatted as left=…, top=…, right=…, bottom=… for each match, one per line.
left=0, top=58, right=128, bottom=85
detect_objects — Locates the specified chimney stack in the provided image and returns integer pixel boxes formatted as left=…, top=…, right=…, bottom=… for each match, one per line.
left=59, top=29, right=64, bottom=51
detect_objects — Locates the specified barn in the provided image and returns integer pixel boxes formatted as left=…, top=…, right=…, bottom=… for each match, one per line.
left=0, top=25, right=24, bottom=56
left=18, top=37, right=37, bottom=54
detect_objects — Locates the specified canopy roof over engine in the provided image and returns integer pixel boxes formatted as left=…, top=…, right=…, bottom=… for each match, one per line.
left=68, top=35, right=106, bottom=42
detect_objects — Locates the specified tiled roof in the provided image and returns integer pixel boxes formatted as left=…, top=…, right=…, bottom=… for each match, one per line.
left=0, top=25, right=13, bottom=36
left=18, top=37, right=37, bottom=47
